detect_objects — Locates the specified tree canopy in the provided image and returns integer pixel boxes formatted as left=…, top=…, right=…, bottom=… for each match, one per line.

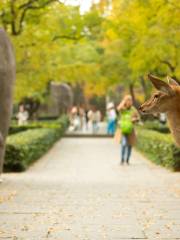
left=0, top=0, right=179, bottom=103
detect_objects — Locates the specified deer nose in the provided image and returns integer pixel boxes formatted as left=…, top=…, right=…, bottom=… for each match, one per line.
left=139, top=105, right=143, bottom=111
left=139, top=106, right=146, bottom=113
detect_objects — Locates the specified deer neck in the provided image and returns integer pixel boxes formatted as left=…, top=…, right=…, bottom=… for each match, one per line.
left=167, top=106, right=180, bottom=147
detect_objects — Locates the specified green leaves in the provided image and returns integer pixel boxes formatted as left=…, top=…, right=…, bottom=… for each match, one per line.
left=1, top=0, right=180, bottom=102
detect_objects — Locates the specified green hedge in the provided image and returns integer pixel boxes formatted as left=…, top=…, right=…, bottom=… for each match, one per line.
left=9, top=115, right=69, bottom=135
left=142, top=120, right=170, bottom=133
left=136, top=128, right=180, bottom=171
left=4, top=116, right=68, bottom=172
left=9, top=125, right=37, bottom=135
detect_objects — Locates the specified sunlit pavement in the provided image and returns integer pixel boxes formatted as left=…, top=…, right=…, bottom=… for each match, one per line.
left=0, top=138, right=180, bottom=239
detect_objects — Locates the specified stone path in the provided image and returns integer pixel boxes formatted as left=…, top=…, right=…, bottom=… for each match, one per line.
left=0, top=138, right=180, bottom=240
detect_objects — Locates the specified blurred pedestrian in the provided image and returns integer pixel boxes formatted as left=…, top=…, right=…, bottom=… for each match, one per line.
left=92, top=108, right=101, bottom=134
left=69, top=106, right=80, bottom=132
left=117, top=95, right=139, bottom=165
left=85, top=109, right=89, bottom=130
left=78, top=107, right=86, bottom=131
left=107, top=102, right=117, bottom=135
left=17, top=105, right=29, bottom=126
left=88, top=107, right=101, bottom=134
left=87, top=109, right=93, bottom=132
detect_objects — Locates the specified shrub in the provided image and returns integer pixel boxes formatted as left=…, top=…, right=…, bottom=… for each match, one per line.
left=9, top=115, right=69, bottom=135
left=4, top=115, right=69, bottom=172
left=136, top=128, right=180, bottom=171
left=142, top=120, right=170, bottom=133
left=9, top=125, right=36, bottom=135
left=38, top=116, right=58, bottom=121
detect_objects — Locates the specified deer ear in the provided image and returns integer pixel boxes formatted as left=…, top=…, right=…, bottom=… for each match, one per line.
left=167, top=76, right=179, bottom=86
left=148, top=74, right=174, bottom=95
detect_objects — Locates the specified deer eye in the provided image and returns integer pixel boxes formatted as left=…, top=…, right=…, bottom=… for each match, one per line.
left=154, top=94, right=159, bottom=99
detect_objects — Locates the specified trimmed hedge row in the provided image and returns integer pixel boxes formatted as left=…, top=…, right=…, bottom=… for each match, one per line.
left=9, top=125, right=37, bottom=135
left=142, top=120, right=170, bottom=133
left=4, top=116, right=69, bottom=172
left=9, top=115, right=69, bottom=135
left=136, top=128, right=180, bottom=171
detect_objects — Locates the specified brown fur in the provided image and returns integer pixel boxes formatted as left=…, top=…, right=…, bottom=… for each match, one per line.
left=139, top=75, right=180, bottom=147
left=166, top=86, right=180, bottom=147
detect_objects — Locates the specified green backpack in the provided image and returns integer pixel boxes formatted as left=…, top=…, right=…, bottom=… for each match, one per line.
left=120, top=109, right=133, bottom=135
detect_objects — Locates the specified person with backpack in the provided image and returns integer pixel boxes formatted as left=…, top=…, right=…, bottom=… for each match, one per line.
left=117, top=95, right=139, bottom=165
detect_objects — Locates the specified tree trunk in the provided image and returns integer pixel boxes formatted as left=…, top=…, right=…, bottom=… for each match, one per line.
left=140, top=76, right=150, bottom=100
left=0, top=29, right=16, bottom=175
left=129, top=83, right=139, bottom=109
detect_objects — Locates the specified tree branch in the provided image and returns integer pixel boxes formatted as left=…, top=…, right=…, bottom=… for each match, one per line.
left=11, top=0, right=62, bottom=35
left=160, top=59, right=176, bottom=72
left=10, top=0, right=17, bottom=35
left=19, top=0, right=60, bottom=10
left=18, top=0, right=38, bottom=10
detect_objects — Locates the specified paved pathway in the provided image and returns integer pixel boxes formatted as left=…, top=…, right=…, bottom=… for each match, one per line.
left=0, top=138, right=180, bottom=240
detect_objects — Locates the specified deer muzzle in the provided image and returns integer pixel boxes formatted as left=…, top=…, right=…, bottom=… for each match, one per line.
left=139, top=105, right=147, bottom=114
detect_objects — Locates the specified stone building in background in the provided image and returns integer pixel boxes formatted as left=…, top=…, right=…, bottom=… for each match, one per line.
left=50, top=82, right=73, bottom=115
left=38, top=82, right=73, bottom=118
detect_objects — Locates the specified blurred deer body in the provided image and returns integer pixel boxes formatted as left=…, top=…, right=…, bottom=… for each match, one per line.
left=139, top=74, right=180, bottom=147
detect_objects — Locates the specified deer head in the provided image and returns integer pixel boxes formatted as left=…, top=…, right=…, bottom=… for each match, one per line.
left=139, top=74, right=180, bottom=114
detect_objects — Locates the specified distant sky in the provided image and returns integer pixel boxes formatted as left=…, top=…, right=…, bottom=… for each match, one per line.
left=63, top=0, right=99, bottom=13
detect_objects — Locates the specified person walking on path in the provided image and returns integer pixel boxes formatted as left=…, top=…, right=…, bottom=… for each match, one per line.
left=107, top=102, right=117, bottom=135
left=89, top=107, right=101, bottom=134
left=117, top=95, right=139, bottom=165
left=69, top=106, right=80, bottom=132
left=16, top=105, right=29, bottom=126
left=87, top=107, right=101, bottom=134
